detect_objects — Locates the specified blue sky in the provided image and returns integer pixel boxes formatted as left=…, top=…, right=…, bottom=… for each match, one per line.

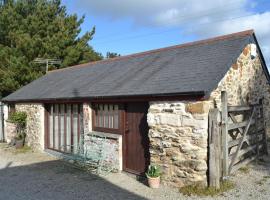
left=62, top=0, right=270, bottom=64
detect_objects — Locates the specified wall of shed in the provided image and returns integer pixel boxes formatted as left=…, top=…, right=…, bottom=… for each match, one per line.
left=82, top=103, right=122, bottom=171
left=147, top=101, right=210, bottom=187
left=210, top=44, right=270, bottom=136
left=15, top=103, right=45, bottom=151
left=147, top=43, right=270, bottom=188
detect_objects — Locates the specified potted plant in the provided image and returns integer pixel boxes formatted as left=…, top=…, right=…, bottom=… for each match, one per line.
left=146, top=164, right=161, bottom=188
left=9, top=111, right=27, bottom=149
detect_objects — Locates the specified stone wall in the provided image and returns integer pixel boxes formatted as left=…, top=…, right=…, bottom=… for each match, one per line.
left=15, top=103, right=44, bottom=151
left=83, top=103, right=122, bottom=171
left=147, top=101, right=210, bottom=187
left=147, top=43, right=270, bottom=188
left=84, top=132, right=121, bottom=171
left=4, top=121, right=17, bottom=143
left=210, top=44, right=270, bottom=135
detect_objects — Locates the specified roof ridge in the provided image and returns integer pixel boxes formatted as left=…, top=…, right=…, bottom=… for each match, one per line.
left=50, top=29, right=254, bottom=73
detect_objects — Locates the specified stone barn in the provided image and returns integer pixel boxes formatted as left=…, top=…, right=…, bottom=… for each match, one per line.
left=2, top=30, right=270, bottom=187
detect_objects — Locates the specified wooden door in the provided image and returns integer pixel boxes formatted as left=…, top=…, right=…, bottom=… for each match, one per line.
left=124, top=102, right=150, bottom=175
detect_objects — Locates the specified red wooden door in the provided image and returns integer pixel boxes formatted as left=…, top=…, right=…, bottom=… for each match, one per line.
left=124, top=102, right=150, bottom=175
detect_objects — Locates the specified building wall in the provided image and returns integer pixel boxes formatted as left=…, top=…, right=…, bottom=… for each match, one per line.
left=210, top=44, right=270, bottom=135
left=83, top=103, right=122, bottom=171
left=147, top=43, right=270, bottom=188
left=3, top=43, right=269, bottom=186
left=147, top=101, right=210, bottom=187
left=4, top=121, right=17, bottom=143
left=15, top=103, right=45, bottom=151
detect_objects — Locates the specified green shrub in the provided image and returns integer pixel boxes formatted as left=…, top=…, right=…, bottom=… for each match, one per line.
left=146, top=165, right=161, bottom=178
left=9, top=111, right=27, bottom=141
left=10, top=111, right=27, bottom=128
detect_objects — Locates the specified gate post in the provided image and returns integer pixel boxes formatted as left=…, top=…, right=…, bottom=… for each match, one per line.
left=0, top=102, right=4, bottom=142
left=259, top=99, right=268, bottom=155
left=209, top=108, right=221, bottom=189
left=221, top=91, right=228, bottom=177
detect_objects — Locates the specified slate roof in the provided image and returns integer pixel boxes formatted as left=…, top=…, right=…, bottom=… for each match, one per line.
left=2, top=30, right=269, bottom=102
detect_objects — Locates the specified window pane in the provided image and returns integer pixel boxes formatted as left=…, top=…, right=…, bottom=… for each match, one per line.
left=104, top=104, right=109, bottom=128
left=60, top=104, right=65, bottom=151
left=73, top=104, right=78, bottom=154
left=49, top=105, right=54, bottom=148
left=109, top=104, right=114, bottom=128
left=114, top=105, right=119, bottom=129
left=66, top=104, right=71, bottom=152
left=94, top=103, right=119, bottom=130
left=79, top=104, right=83, bottom=151
left=98, top=104, right=103, bottom=127
left=54, top=104, right=59, bottom=150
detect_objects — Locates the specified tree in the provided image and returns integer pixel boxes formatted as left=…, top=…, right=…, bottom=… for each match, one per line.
left=106, top=52, right=121, bottom=59
left=0, top=0, right=103, bottom=97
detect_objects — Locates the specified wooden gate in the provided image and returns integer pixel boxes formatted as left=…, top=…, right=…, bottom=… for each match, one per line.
left=209, top=91, right=268, bottom=189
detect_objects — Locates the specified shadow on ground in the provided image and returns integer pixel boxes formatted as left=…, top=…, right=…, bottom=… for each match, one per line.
left=0, top=159, right=147, bottom=200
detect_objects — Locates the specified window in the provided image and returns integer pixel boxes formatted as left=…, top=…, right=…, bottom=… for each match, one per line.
left=46, top=103, right=83, bottom=154
left=8, top=103, right=15, bottom=119
left=93, top=103, right=121, bottom=133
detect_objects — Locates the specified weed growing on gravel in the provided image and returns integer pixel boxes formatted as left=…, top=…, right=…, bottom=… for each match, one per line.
left=179, top=180, right=235, bottom=197
left=255, top=177, right=269, bottom=186
left=14, top=146, right=32, bottom=154
left=239, top=166, right=250, bottom=174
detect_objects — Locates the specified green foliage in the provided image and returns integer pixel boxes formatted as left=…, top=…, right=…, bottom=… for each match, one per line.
left=10, top=111, right=27, bottom=141
left=146, top=165, right=161, bottom=178
left=0, top=0, right=103, bottom=97
left=14, top=145, right=32, bottom=154
left=106, top=52, right=120, bottom=59
left=239, top=166, right=250, bottom=174
left=9, top=111, right=27, bottom=128
left=179, top=181, right=235, bottom=197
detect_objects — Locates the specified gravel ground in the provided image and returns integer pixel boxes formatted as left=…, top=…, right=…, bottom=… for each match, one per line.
left=0, top=143, right=270, bottom=200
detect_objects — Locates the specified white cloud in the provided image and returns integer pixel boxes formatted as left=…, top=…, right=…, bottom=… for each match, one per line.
left=75, top=0, right=247, bottom=27
left=75, top=0, right=270, bottom=66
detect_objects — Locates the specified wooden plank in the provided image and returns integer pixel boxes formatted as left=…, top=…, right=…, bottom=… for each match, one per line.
left=228, top=107, right=255, bottom=174
left=259, top=99, right=268, bottom=155
left=221, top=91, right=229, bottom=177
left=228, top=113, right=244, bottom=139
left=228, top=133, right=263, bottom=148
left=229, top=143, right=263, bottom=160
left=228, top=119, right=255, bottom=130
left=231, top=154, right=257, bottom=174
left=229, top=143, right=263, bottom=165
left=254, top=109, right=259, bottom=162
left=209, top=109, right=221, bottom=189
left=228, top=106, right=251, bottom=112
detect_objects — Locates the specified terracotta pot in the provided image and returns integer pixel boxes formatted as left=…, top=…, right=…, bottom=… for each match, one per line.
left=147, top=175, right=160, bottom=188
left=15, top=139, right=24, bottom=149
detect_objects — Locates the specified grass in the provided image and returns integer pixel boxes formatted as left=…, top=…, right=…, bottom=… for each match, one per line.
left=179, top=180, right=235, bottom=197
left=13, top=145, right=32, bottom=154
left=255, top=176, right=270, bottom=186
left=239, top=166, right=250, bottom=174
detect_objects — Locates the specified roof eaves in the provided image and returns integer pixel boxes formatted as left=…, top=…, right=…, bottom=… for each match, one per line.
left=1, top=91, right=206, bottom=103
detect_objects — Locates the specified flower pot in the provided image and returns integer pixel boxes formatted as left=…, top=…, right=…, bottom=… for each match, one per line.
left=15, top=139, right=24, bottom=149
left=147, top=175, right=160, bottom=188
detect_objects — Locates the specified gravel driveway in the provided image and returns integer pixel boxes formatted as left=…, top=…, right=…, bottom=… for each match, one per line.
left=0, top=143, right=270, bottom=200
